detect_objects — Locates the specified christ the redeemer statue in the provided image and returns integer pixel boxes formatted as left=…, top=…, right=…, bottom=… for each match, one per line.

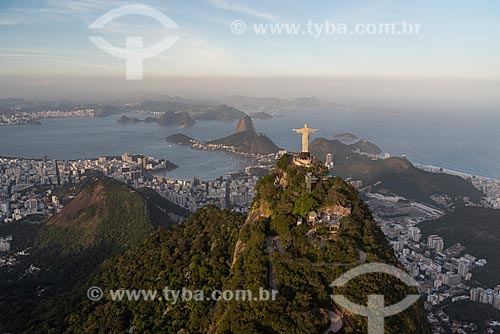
left=293, top=123, right=318, bottom=153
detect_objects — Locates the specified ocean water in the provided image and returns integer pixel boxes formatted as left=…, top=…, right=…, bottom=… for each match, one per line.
left=254, top=106, right=500, bottom=179
left=0, top=107, right=499, bottom=180
left=0, top=114, right=249, bottom=180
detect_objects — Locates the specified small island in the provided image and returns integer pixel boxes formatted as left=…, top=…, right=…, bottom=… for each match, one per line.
left=117, top=115, right=142, bottom=124
left=166, top=133, right=196, bottom=145
left=333, top=132, right=358, bottom=141
left=249, top=111, right=273, bottom=119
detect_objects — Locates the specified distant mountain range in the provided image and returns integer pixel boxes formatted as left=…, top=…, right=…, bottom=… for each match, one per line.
left=0, top=95, right=322, bottom=116
left=116, top=103, right=246, bottom=128
left=131, top=100, right=245, bottom=122
left=219, top=95, right=320, bottom=111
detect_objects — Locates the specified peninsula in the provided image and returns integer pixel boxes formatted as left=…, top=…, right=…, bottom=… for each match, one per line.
left=167, top=114, right=280, bottom=156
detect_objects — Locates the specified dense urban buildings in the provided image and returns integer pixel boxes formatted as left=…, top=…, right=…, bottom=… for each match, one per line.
left=366, top=192, right=500, bottom=333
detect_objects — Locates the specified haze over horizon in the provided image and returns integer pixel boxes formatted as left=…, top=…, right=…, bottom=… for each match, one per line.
left=2, top=77, right=500, bottom=115
left=0, top=0, right=499, bottom=102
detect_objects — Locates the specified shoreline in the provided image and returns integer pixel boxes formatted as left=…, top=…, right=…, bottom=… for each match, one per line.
left=414, top=163, right=498, bottom=181
left=190, top=144, right=271, bottom=162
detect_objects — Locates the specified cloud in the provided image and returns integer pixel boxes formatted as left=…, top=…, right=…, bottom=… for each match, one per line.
left=0, top=0, right=128, bottom=25
left=207, top=0, right=279, bottom=22
left=83, top=14, right=232, bottom=69
left=0, top=1, right=234, bottom=75
left=157, top=33, right=232, bottom=65
left=0, top=48, right=110, bottom=70
left=0, top=18, right=18, bottom=25
left=45, top=0, right=112, bottom=13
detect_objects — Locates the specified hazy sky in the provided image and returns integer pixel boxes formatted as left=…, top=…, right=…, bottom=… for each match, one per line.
left=0, top=0, right=499, bottom=99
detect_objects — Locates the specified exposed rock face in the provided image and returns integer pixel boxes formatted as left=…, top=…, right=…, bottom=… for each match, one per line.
left=209, top=131, right=279, bottom=154
left=321, top=204, right=352, bottom=217
left=235, top=114, right=255, bottom=133
left=208, top=114, right=279, bottom=154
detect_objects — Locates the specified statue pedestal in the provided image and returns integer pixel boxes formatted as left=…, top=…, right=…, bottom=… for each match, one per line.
left=293, top=152, right=313, bottom=167
left=299, top=152, right=311, bottom=159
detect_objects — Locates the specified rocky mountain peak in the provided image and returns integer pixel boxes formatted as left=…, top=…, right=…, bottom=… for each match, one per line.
left=235, top=114, right=255, bottom=133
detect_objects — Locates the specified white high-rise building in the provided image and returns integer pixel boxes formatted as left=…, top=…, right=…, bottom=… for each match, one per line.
left=408, top=227, right=422, bottom=242
left=427, top=235, right=444, bottom=252
left=443, top=273, right=461, bottom=286
left=325, top=153, right=334, bottom=169
left=0, top=201, right=9, bottom=213
left=470, top=288, right=484, bottom=302
left=458, top=260, right=470, bottom=277
left=493, top=293, right=500, bottom=310
left=390, top=240, right=404, bottom=252
left=480, top=289, right=495, bottom=305
left=0, top=237, right=11, bottom=252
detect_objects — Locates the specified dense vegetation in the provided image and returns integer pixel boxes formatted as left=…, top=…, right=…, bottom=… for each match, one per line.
left=212, top=154, right=430, bottom=333
left=419, top=206, right=500, bottom=286
left=0, top=175, right=189, bottom=333
left=136, top=187, right=190, bottom=226
left=0, top=219, right=41, bottom=251
left=165, top=133, right=196, bottom=145
left=66, top=206, right=245, bottom=333
left=444, top=300, right=500, bottom=322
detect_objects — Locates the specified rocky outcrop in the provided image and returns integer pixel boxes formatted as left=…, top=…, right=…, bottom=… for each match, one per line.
left=235, top=114, right=255, bottom=133
left=321, top=204, right=352, bottom=217
left=209, top=114, right=279, bottom=154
